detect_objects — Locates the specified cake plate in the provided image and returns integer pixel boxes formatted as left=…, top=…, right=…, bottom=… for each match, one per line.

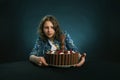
left=49, top=64, right=74, bottom=68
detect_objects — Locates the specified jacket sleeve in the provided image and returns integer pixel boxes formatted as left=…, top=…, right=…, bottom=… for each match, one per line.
left=64, top=31, right=79, bottom=52
left=30, top=37, right=44, bottom=56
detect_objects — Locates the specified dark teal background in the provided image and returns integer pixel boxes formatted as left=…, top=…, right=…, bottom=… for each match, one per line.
left=0, top=0, right=120, bottom=63
left=0, top=0, right=120, bottom=80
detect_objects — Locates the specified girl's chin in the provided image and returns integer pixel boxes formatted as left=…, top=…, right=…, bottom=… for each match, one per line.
left=46, top=34, right=55, bottom=39
left=47, top=36, right=54, bottom=39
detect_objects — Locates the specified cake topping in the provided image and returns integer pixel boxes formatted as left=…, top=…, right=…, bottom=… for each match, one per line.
left=46, top=50, right=76, bottom=54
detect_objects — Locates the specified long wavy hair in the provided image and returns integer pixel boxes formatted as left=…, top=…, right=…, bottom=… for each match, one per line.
left=37, top=15, right=63, bottom=41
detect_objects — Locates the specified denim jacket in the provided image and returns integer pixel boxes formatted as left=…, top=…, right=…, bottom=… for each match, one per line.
left=30, top=31, right=79, bottom=57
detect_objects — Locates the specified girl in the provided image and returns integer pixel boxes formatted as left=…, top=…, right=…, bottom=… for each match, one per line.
left=29, top=15, right=86, bottom=67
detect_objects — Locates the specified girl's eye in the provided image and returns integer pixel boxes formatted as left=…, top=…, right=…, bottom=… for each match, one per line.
left=44, top=26, right=49, bottom=29
left=51, top=26, right=54, bottom=29
left=44, top=26, right=54, bottom=29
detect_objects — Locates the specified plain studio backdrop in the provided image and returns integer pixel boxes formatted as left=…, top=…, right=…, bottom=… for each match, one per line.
left=0, top=0, right=120, bottom=80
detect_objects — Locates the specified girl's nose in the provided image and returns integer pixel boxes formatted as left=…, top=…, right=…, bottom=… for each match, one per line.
left=48, top=27, right=52, bottom=32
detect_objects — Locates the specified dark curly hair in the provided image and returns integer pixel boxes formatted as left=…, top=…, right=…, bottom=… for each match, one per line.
left=37, top=15, right=63, bottom=41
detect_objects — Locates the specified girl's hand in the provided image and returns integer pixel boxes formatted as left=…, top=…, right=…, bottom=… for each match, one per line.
left=74, top=53, right=86, bottom=67
left=37, top=57, right=48, bottom=66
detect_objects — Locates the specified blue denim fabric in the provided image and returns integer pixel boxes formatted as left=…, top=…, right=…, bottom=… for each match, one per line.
left=30, top=31, right=79, bottom=56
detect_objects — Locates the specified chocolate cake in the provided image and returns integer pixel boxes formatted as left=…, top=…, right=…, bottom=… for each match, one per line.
left=45, top=50, right=79, bottom=67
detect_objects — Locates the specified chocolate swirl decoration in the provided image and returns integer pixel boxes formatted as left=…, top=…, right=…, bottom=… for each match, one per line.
left=60, top=34, right=66, bottom=51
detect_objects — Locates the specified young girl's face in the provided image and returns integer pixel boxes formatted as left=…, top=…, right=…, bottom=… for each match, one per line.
left=43, top=21, right=55, bottom=40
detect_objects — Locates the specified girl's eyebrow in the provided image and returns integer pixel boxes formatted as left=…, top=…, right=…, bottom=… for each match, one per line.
left=44, top=26, right=48, bottom=27
left=44, top=26, right=54, bottom=28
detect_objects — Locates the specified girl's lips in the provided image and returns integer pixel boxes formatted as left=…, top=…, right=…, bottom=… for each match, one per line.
left=47, top=33, right=52, bottom=35
left=48, top=34, right=52, bottom=35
